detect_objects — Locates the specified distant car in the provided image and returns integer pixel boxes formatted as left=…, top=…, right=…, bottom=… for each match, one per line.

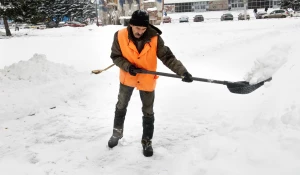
left=221, top=13, right=233, bottom=21
left=262, top=9, right=289, bottom=18
left=30, top=23, right=46, bottom=29
left=17, top=23, right=31, bottom=29
left=255, top=11, right=267, bottom=19
left=179, top=15, right=189, bottom=23
left=37, top=23, right=46, bottom=29
left=238, top=13, right=250, bottom=20
left=290, top=10, right=300, bottom=17
left=64, top=21, right=86, bottom=27
left=163, top=16, right=171, bottom=23
left=193, top=15, right=204, bottom=22
left=58, top=22, right=65, bottom=27
left=46, top=21, right=58, bottom=28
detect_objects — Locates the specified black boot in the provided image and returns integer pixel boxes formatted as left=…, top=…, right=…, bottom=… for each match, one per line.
left=108, top=109, right=126, bottom=148
left=141, top=116, right=154, bottom=157
left=142, top=139, right=153, bottom=157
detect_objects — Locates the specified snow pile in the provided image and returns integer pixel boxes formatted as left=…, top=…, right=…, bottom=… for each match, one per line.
left=0, top=53, right=78, bottom=83
left=244, top=45, right=289, bottom=85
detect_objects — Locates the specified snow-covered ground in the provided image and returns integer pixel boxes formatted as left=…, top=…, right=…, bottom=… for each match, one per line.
left=1, top=9, right=300, bottom=175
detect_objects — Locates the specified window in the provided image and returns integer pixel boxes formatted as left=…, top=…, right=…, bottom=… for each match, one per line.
left=175, top=2, right=194, bottom=12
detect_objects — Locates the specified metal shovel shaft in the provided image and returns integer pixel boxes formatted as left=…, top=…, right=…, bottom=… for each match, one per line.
left=136, top=69, right=229, bottom=85
left=135, top=69, right=272, bottom=94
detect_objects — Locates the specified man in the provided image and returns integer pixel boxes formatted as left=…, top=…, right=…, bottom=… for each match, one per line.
left=108, top=10, right=193, bottom=157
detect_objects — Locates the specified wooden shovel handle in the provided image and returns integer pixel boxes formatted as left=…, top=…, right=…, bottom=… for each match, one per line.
left=91, top=64, right=115, bottom=74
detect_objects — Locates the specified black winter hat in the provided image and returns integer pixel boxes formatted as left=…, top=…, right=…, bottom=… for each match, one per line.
left=129, top=10, right=149, bottom=27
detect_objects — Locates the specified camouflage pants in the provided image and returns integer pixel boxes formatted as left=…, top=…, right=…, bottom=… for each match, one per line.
left=116, top=83, right=155, bottom=117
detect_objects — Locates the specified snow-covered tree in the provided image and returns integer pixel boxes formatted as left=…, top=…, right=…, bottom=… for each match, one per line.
left=39, top=0, right=95, bottom=22
left=280, top=0, right=300, bottom=10
left=0, top=0, right=42, bottom=36
left=82, top=2, right=96, bottom=19
left=39, top=0, right=56, bottom=21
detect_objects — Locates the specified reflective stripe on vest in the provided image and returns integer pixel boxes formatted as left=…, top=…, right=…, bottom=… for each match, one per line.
left=118, top=28, right=158, bottom=92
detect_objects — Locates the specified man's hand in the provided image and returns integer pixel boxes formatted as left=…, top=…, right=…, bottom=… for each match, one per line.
left=182, top=72, right=193, bottom=82
left=128, top=65, right=141, bottom=76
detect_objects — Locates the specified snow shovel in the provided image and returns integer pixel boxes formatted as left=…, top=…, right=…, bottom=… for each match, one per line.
left=134, top=69, right=272, bottom=94
left=91, top=64, right=115, bottom=74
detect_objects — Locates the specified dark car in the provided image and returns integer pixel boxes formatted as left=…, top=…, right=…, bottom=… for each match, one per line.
left=64, top=21, right=86, bottom=27
left=221, top=13, right=233, bottom=21
left=193, top=15, right=204, bottom=22
left=255, top=11, right=267, bottom=19
left=46, top=21, right=58, bottom=28
left=163, top=16, right=171, bottom=23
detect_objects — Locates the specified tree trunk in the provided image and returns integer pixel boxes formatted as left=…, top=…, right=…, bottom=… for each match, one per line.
left=3, top=16, right=12, bottom=36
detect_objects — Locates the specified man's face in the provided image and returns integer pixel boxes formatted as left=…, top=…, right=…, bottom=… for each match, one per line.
left=130, top=25, right=147, bottom=39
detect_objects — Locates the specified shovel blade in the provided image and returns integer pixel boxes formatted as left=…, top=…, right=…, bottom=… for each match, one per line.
left=226, top=77, right=272, bottom=94
left=91, top=70, right=104, bottom=74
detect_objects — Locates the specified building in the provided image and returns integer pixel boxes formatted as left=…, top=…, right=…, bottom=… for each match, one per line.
left=247, top=0, right=281, bottom=9
left=163, top=0, right=281, bottom=13
left=164, top=0, right=227, bottom=12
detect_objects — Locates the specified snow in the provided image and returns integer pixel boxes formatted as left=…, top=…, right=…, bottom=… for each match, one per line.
left=1, top=9, right=300, bottom=175
left=144, top=0, right=156, bottom=2
left=147, top=7, right=158, bottom=12
left=244, top=45, right=288, bottom=85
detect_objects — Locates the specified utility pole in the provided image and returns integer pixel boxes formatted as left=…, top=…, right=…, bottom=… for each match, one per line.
left=244, top=0, right=248, bottom=20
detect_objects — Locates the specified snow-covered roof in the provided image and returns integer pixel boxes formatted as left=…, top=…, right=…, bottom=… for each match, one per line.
left=164, top=0, right=218, bottom=4
left=144, top=0, right=156, bottom=2
left=147, top=7, right=158, bottom=11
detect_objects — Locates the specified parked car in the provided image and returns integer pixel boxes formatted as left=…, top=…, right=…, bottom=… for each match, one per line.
left=290, top=10, right=300, bottom=17
left=221, top=13, right=233, bottom=21
left=163, top=16, right=171, bottom=23
left=179, top=15, right=189, bottom=23
left=64, top=21, right=86, bottom=27
left=238, top=13, right=250, bottom=20
left=193, top=15, right=204, bottom=22
left=47, top=21, right=65, bottom=28
left=30, top=23, right=46, bottom=29
left=58, top=22, right=66, bottom=27
left=46, top=21, right=58, bottom=28
left=262, top=9, right=289, bottom=18
left=255, top=11, right=267, bottom=19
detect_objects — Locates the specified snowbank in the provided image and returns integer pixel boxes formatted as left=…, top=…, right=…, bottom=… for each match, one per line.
left=0, top=54, right=84, bottom=122
left=0, top=53, right=78, bottom=83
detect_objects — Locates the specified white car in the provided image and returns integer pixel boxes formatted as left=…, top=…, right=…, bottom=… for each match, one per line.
left=290, top=11, right=300, bottom=17
left=29, top=24, right=46, bottom=29
left=179, top=15, right=189, bottom=23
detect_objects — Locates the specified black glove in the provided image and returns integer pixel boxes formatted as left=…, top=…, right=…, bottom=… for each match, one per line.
left=128, top=65, right=141, bottom=76
left=182, top=72, right=193, bottom=82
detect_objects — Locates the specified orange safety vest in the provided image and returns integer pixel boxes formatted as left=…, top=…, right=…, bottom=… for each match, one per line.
left=118, top=28, right=159, bottom=92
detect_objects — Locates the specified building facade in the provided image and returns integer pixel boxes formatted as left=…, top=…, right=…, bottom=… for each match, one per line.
left=163, top=0, right=281, bottom=13
left=164, top=0, right=227, bottom=12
